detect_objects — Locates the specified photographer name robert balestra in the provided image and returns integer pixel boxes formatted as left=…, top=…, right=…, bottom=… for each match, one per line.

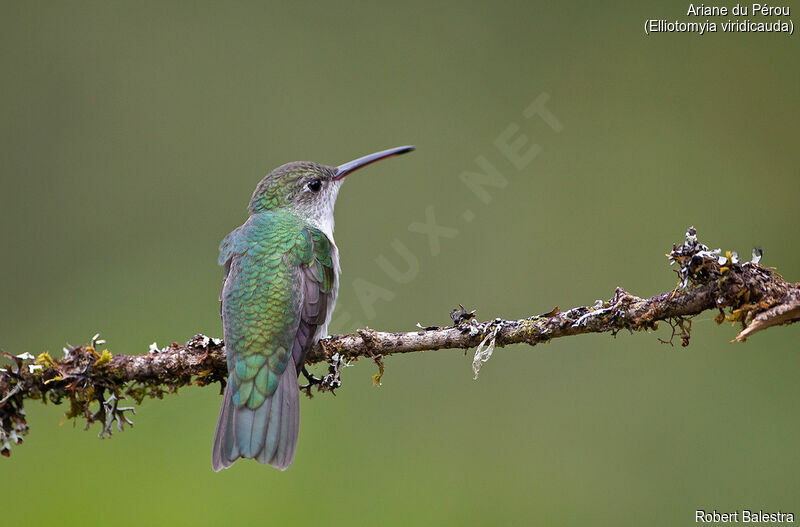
left=697, top=509, right=794, bottom=523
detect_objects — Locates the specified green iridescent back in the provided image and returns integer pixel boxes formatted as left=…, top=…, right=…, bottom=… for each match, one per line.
left=218, top=210, right=334, bottom=410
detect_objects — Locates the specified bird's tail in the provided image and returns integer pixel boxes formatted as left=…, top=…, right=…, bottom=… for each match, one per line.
left=211, top=358, right=300, bottom=471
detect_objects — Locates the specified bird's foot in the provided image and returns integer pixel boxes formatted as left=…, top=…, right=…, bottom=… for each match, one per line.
left=299, top=367, right=322, bottom=398
left=300, top=354, right=346, bottom=396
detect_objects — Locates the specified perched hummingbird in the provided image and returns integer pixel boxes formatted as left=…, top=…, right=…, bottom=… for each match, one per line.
left=212, top=145, right=415, bottom=471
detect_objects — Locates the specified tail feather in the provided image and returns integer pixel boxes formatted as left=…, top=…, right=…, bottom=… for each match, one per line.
left=271, top=376, right=299, bottom=469
left=258, top=377, right=282, bottom=465
left=211, top=387, right=237, bottom=471
left=211, top=358, right=300, bottom=472
left=235, top=395, right=271, bottom=459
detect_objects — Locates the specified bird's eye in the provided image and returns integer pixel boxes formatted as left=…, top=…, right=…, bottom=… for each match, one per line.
left=307, top=179, right=322, bottom=193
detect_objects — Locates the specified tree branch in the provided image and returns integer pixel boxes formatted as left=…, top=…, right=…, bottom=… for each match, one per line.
left=1, top=227, right=798, bottom=456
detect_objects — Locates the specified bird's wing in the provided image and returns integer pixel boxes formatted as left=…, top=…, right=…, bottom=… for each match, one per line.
left=289, top=226, right=336, bottom=368
left=218, top=225, right=242, bottom=316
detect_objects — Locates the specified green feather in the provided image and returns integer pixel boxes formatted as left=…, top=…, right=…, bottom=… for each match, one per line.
left=219, top=210, right=335, bottom=410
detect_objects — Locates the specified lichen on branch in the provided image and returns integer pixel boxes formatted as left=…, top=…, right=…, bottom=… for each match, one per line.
left=1, top=227, right=797, bottom=457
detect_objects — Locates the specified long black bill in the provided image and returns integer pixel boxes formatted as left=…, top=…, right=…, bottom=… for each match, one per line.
left=333, top=145, right=415, bottom=180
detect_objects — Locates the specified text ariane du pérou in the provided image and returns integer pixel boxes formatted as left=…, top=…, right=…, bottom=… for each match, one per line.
left=696, top=509, right=795, bottom=523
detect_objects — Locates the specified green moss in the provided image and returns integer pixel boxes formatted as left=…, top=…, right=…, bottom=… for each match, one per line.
left=93, top=349, right=112, bottom=367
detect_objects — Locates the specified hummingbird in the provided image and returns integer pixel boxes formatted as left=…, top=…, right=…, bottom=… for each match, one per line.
left=212, top=145, right=415, bottom=471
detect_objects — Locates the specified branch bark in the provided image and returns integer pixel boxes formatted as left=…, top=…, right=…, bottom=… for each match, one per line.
left=1, top=227, right=798, bottom=456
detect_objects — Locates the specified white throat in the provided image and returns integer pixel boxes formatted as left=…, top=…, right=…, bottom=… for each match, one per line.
left=308, top=212, right=335, bottom=241
left=304, top=179, right=341, bottom=241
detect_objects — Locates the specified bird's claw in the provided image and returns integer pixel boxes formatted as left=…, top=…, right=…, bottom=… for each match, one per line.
left=299, top=367, right=322, bottom=398
left=299, top=354, right=345, bottom=397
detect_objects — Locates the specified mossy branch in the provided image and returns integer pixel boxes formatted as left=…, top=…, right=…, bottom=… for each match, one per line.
left=1, top=227, right=798, bottom=456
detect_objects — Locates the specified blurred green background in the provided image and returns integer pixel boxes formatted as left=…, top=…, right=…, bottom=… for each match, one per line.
left=2, top=1, right=798, bottom=525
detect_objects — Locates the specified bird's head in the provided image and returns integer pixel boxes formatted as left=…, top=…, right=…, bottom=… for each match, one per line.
left=248, top=146, right=415, bottom=232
